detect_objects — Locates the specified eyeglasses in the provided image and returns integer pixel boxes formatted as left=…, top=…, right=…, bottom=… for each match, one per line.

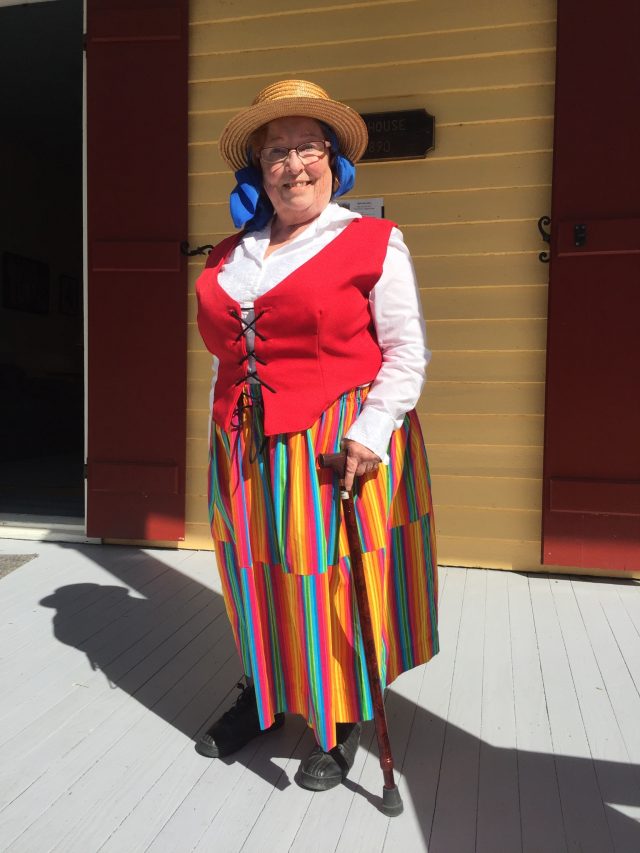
left=259, top=140, right=329, bottom=165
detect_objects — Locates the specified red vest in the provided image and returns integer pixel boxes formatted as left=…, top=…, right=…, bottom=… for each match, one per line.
left=196, top=217, right=394, bottom=435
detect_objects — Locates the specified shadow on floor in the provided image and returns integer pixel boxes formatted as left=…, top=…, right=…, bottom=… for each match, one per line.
left=39, top=543, right=239, bottom=744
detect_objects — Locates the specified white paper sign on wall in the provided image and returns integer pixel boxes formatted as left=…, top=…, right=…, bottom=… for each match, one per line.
left=338, top=197, right=385, bottom=218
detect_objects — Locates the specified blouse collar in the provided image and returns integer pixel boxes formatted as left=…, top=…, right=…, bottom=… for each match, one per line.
left=240, top=202, right=360, bottom=264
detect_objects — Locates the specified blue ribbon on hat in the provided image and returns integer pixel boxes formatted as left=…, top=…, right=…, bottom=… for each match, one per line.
left=322, top=125, right=356, bottom=197
left=228, top=127, right=357, bottom=231
left=229, top=164, right=274, bottom=231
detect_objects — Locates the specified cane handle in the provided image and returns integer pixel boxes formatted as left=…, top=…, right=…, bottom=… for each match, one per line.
left=317, top=451, right=347, bottom=478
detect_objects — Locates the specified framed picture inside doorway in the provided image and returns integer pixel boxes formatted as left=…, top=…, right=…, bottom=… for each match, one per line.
left=1, top=251, right=50, bottom=315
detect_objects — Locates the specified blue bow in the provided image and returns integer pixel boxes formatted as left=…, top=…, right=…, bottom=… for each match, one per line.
left=229, top=165, right=274, bottom=231
left=228, top=128, right=357, bottom=231
left=322, top=125, right=356, bottom=198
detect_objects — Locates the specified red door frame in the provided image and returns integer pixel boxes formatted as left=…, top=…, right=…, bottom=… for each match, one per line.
left=85, top=1, right=189, bottom=541
left=542, top=0, right=640, bottom=571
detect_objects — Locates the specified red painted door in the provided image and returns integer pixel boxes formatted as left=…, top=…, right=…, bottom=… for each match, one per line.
left=542, top=1, right=640, bottom=570
left=86, top=0, right=188, bottom=540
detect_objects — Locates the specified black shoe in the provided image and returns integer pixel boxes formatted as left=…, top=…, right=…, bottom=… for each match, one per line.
left=296, top=722, right=362, bottom=791
left=195, top=681, right=285, bottom=758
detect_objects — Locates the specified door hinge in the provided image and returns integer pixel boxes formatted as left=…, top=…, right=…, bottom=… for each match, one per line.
left=537, top=215, right=551, bottom=263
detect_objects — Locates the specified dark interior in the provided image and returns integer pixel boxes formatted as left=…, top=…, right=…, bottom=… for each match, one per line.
left=0, top=0, right=84, bottom=517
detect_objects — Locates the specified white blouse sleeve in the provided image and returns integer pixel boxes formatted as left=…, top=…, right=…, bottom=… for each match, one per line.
left=344, top=226, right=430, bottom=462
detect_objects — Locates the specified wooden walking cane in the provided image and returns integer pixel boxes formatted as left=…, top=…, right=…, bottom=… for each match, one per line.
left=318, top=451, right=403, bottom=817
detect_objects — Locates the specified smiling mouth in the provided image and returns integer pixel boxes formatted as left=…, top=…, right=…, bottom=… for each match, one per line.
left=283, top=180, right=313, bottom=188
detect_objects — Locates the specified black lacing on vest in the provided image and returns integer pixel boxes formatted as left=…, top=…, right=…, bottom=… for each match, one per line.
left=229, top=309, right=277, bottom=394
left=230, top=308, right=267, bottom=342
left=229, top=308, right=275, bottom=461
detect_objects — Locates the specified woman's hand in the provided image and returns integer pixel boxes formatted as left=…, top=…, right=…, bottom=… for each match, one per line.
left=342, top=439, right=381, bottom=491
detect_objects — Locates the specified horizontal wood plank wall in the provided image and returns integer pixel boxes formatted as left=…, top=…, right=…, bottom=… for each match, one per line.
left=182, top=0, right=559, bottom=572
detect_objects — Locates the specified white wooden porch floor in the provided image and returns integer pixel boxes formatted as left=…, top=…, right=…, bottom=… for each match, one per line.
left=1, top=539, right=640, bottom=853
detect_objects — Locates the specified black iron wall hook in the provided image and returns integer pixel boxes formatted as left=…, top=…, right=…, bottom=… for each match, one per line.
left=537, top=216, right=551, bottom=263
left=180, top=241, right=213, bottom=257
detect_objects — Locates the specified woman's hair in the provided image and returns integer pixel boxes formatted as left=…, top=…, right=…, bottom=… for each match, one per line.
left=247, top=120, right=340, bottom=193
left=247, top=125, right=268, bottom=168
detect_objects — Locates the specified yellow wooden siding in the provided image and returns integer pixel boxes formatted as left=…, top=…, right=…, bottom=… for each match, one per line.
left=181, top=0, right=566, bottom=574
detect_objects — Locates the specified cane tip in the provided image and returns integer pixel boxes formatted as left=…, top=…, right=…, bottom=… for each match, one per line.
left=380, top=784, right=403, bottom=817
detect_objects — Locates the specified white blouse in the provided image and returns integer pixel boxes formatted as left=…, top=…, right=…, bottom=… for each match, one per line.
left=214, top=202, right=430, bottom=461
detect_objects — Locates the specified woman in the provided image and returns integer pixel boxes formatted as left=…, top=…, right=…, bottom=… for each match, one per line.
left=195, top=80, right=438, bottom=792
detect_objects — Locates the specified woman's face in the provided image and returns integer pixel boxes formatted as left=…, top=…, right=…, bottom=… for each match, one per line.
left=259, top=117, right=333, bottom=225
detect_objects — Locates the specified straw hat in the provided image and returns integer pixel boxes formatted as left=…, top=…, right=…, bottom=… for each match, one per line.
left=219, top=80, right=368, bottom=172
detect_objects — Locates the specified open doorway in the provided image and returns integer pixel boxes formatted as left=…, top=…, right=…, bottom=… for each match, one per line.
left=0, top=0, right=84, bottom=524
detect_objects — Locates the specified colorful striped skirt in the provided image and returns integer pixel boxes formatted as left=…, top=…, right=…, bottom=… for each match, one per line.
left=208, top=385, right=438, bottom=751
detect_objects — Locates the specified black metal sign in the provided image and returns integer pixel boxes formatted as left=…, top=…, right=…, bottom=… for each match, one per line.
left=360, top=109, right=435, bottom=162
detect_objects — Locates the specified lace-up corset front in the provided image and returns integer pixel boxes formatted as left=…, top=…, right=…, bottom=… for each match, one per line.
left=229, top=307, right=275, bottom=395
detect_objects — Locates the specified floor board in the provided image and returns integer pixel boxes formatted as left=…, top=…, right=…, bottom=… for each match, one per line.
left=509, top=572, right=566, bottom=853
left=476, top=570, right=520, bottom=853
left=429, top=568, right=485, bottom=853
left=530, top=575, right=614, bottom=853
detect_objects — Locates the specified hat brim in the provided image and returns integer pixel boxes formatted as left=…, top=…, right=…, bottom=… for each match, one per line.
left=219, top=96, right=368, bottom=172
